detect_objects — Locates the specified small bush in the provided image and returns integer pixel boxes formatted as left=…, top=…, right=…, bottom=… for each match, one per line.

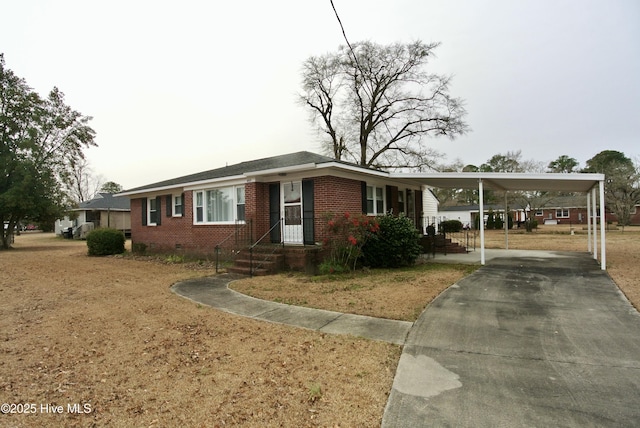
left=440, top=219, right=463, bottom=233
left=361, top=214, right=422, bottom=268
left=131, top=242, right=147, bottom=255
left=86, top=228, right=125, bottom=256
left=321, top=212, right=379, bottom=273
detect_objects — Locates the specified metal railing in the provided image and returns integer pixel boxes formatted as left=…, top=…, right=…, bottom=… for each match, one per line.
left=214, top=220, right=253, bottom=273
left=247, top=218, right=284, bottom=277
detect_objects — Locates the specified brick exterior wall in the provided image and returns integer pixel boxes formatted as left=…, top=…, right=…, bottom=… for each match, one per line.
left=312, top=176, right=364, bottom=244
left=130, top=175, right=423, bottom=257
left=131, top=189, right=256, bottom=256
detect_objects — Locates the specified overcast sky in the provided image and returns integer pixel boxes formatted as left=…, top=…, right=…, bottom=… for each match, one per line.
left=2, top=0, right=639, bottom=189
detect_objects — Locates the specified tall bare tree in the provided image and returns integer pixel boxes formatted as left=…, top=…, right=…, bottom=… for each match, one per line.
left=66, top=157, right=103, bottom=204
left=299, top=40, right=468, bottom=170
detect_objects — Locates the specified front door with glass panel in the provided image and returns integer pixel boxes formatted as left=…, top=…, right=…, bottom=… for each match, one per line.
left=282, top=182, right=303, bottom=244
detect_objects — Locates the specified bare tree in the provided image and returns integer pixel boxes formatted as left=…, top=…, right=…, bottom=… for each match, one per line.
left=299, top=40, right=468, bottom=170
left=66, top=157, right=103, bottom=204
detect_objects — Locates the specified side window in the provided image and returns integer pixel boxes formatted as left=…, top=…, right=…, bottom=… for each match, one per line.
left=195, top=191, right=204, bottom=223
left=236, top=187, right=245, bottom=222
left=173, top=194, right=183, bottom=217
left=366, top=185, right=384, bottom=215
left=148, top=197, right=158, bottom=226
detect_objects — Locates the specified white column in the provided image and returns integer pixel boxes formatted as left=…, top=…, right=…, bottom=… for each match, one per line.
left=587, top=191, right=592, bottom=253
left=479, top=179, right=485, bottom=265
left=592, top=187, right=598, bottom=261
left=599, top=180, right=606, bottom=270
left=504, top=192, right=509, bottom=250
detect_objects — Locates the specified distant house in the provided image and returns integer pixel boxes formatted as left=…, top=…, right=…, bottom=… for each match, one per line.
left=438, top=195, right=604, bottom=228
left=608, top=205, right=640, bottom=226
left=531, top=195, right=592, bottom=225
left=118, top=152, right=428, bottom=269
left=55, top=193, right=131, bottom=237
left=438, top=204, right=510, bottom=229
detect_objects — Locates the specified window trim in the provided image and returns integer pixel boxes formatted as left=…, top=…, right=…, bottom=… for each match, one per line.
left=147, top=197, right=158, bottom=226
left=366, top=184, right=385, bottom=215
left=172, top=194, right=183, bottom=217
left=556, top=208, right=570, bottom=218
left=193, top=185, right=246, bottom=225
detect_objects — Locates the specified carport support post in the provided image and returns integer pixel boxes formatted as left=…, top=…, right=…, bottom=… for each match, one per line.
left=587, top=191, right=592, bottom=254
left=504, top=192, right=509, bottom=250
left=479, top=178, right=485, bottom=265
left=592, top=187, right=598, bottom=262
left=599, top=179, right=606, bottom=270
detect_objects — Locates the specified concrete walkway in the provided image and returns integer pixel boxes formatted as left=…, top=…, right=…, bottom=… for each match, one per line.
left=171, top=251, right=640, bottom=427
left=171, top=274, right=412, bottom=346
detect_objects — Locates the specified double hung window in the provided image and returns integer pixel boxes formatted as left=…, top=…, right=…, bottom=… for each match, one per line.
left=366, top=185, right=384, bottom=215
left=148, top=197, right=158, bottom=226
left=173, top=194, right=183, bottom=217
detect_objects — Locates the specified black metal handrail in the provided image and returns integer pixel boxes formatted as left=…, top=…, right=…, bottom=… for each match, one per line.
left=214, top=220, right=252, bottom=273
left=445, top=229, right=477, bottom=252
left=248, top=218, right=284, bottom=277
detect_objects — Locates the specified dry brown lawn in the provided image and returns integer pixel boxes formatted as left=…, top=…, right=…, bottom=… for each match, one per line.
left=1, top=226, right=638, bottom=427
left=0, top=233, right=400, bottom=427
left=231, top=264, right=477, bottom=322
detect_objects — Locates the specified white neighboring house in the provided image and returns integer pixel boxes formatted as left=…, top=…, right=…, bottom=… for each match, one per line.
left=422, top=187, right=439, bottom=232
left=438, top=205, right=475, bottom=229
left=56, top=193, right=131, bottom=238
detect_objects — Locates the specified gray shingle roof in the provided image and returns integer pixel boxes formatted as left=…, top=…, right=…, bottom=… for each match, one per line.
left=76, top=193, right=131, bottom=211
left=122, top=151, right=342, bottom=193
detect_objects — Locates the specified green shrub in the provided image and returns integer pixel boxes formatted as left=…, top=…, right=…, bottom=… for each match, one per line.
left=131, top=242, right=147, bottom=255
left=440, top=219, right=463, bottom=233
left=86, top=228, right=125, bottom=256
left=361, top=214, right=422, bottom=268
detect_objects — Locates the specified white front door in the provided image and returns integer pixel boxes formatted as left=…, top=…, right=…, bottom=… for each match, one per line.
left=282, top=181, right=303, bottom=244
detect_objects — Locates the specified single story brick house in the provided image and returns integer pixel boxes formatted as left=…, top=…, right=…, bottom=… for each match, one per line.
left=119, top=152, right=435, bottom=268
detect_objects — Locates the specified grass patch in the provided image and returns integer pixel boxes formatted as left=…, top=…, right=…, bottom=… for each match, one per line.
left=230, top=263, right=478, bottom=322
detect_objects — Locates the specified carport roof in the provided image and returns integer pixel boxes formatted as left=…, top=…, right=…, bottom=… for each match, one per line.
left=391, top=172, right=605, bottom=193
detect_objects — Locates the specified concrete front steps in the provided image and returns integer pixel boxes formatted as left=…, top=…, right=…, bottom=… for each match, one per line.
left=437, top=237, right=468, bottom=254
left=227, top=245, right=285, bottom=276
left=227, top=244, right=323, bottom=276
left=421, top=236, right=468, bottom=254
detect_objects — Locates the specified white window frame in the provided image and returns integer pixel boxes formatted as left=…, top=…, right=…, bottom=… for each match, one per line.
left=556, top=208, right=570, bottom=218
left=193, top=185, right=246, bottom=225
left=172, top=194, right=183, bottom=217
left=147, top=197, right=158, bottom=226
left=366, top=185, right=385, bottom=215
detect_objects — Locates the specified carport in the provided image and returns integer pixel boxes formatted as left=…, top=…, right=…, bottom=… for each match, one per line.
left=392, top=172, right=607, bottom=270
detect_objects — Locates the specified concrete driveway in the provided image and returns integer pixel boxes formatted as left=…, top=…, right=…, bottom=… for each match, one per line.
left=383, top=252, right=640, bottom=427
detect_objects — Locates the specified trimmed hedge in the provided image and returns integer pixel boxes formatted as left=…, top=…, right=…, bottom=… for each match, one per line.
left=361, top=214, right=422, bottom=268
left=440, top=219, right=463, bottom=233
left=86, top=228, right=126, bottom=256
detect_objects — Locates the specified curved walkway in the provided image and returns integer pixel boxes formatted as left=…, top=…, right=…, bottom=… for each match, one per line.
left=171, top=251, right=640, bottom=427
left=171, top=273, right=412, bottom=346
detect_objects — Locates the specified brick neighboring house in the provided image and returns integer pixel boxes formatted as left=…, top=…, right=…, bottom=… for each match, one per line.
left=531, top=195, right=593, bottom=225
left=119, top=152, right=426, bottom=270
left=438, top=195, right=612, bottom=228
